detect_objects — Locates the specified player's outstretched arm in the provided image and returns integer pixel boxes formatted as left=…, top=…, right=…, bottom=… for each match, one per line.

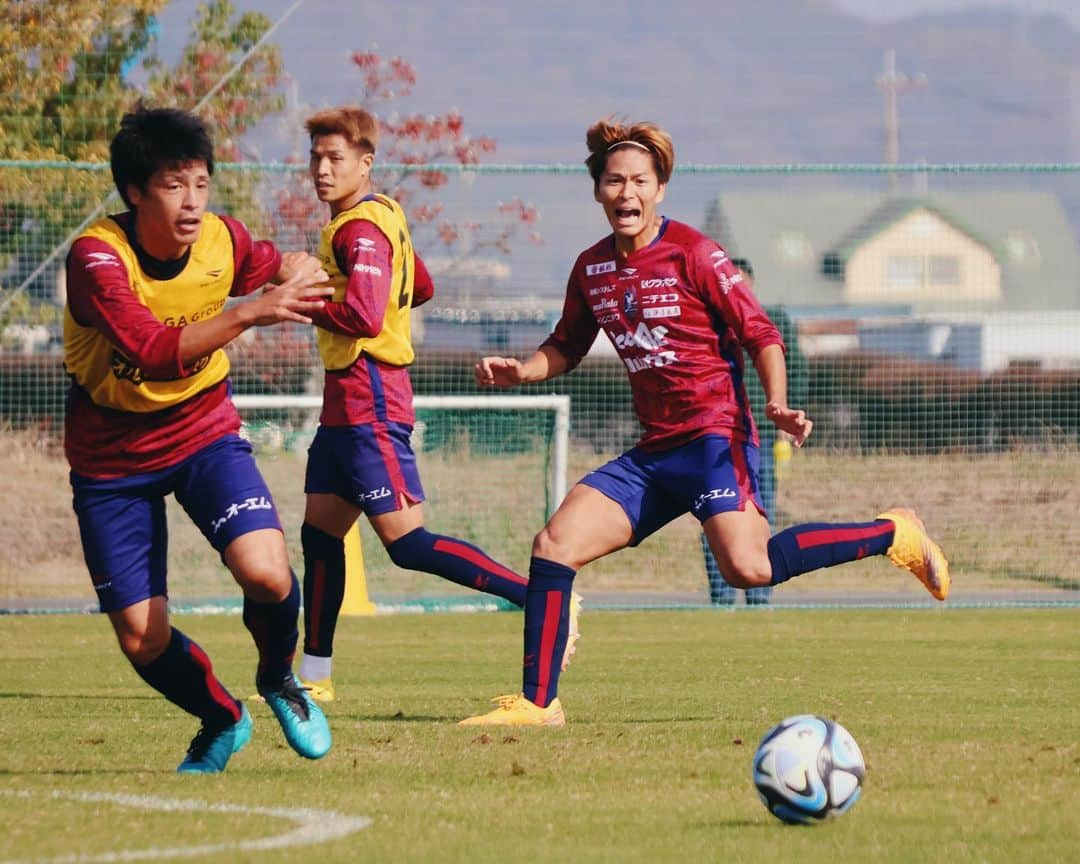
left=177, top=266, right=331, bottom=367
left=755, top=343, right=813, bottom=446
left=475, top=345, right=571, bottom=388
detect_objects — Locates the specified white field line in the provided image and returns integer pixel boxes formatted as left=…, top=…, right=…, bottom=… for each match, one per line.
left=0, top=789, right=371, bottom=863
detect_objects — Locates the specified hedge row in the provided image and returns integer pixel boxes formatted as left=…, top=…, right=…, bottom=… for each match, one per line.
left=3, top=349, right=1078, bottom=455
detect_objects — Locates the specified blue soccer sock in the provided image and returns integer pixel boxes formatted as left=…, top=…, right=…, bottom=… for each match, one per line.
left=132, top=627, right=241, bottom=728
left=243, top=570, right=301, bottom=690
left=387, top=527, right=528, bottom=607
left=301, top=523, right=346, bottom=659
left=768, top=520, right=895, bottom=586
left=522, top=557, right=575, bottom=708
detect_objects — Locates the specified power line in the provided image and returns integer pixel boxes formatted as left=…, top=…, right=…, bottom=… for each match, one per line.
left=2, top=0, right=310, bottom=314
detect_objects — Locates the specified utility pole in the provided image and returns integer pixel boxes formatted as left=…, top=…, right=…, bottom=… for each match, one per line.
left=279, top=75, right=307, bottom=161
left=875, top=49, right=927, bottom=192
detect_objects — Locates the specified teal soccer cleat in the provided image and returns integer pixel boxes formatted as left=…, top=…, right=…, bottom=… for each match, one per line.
left=177, top=704, right=253, bottom=774
left=258, top=673, right=332, bottom=760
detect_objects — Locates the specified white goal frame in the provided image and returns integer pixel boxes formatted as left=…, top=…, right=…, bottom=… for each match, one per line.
left=233, top=393, right=571, bottom=516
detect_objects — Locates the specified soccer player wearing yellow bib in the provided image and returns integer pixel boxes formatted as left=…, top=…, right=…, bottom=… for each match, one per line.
left=297, top=106, right=578, bottom=699
left=64, top=106, right=333, bottom=772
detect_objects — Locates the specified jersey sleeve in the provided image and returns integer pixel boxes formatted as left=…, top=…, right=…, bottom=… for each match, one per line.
left=691, top=242, right=783, bottom=360
left=65, top=237, right=185, bottom=380
left=219, top=214, right=282, bottom=297
left=540, top=264, right=600, bottom=371
left=308, top=218, right=392, bottom=337
left=412, top=250, right=434, bottom=307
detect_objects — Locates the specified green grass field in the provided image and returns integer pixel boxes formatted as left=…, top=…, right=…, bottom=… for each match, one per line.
left=2, top=609, right=1078, bottom=863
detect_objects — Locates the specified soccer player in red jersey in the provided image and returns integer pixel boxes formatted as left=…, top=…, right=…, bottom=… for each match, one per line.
left=460, top=118, right=950, bottom=727
left=295, top=106, right=578, bottom=700
left=65, top=106, right=333, bottom=771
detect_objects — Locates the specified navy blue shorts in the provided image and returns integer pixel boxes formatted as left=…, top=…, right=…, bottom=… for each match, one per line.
left=579, top=434, right=765, bottom=546
left=304, top=422, right=426, bottom=515
left=71, top=435, right=283, bottom=613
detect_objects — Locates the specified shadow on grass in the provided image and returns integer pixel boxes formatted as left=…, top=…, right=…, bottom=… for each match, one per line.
left=700, top=819, right=769, bottom=829
left=0, top=692, right=158, bottom=700
left=0, top=768, right=169, bottom=777
left=333, top=711, right=461, bottom=723
left=327, top=710, right=721, bottom=724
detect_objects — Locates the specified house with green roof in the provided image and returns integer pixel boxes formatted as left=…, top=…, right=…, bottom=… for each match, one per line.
left=704, top=190, right=1080, bottom=313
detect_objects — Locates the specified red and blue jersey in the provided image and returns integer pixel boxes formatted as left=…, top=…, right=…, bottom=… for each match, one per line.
left=63, top=211, right=281, bottom=478
left=309, top=195, right=434, bottom=427
left=543, top=218, right=783, bottom=451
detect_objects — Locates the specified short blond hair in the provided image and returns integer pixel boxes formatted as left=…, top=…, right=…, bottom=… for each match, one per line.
left=305, top=105, right=378, bottom=154
left=584, top=118, right=674, bottom=189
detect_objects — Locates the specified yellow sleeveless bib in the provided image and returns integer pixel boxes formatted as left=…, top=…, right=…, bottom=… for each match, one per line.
left=63, top=214, right=235, bottom=412
left=315, top=194, right=416, bottom=370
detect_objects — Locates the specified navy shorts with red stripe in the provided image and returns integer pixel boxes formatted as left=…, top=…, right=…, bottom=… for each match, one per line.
left=71, top=434, right=283, bottom=613
left=579, top=434, right=765, bottom=545
left=304, top=422, right=426, bottom=515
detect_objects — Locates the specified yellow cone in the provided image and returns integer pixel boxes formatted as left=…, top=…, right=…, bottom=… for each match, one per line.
left=339, top=522, right=376, bottom=616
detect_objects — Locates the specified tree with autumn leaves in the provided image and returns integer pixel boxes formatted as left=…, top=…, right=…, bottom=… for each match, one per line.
left=1, top=1, right=537, bottom=321
left=270, top=50, right=541, bottom=260
left=1, top=0, right=285, bottom=316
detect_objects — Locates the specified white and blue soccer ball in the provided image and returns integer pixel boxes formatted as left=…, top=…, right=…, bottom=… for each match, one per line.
left=752, top=714, right=865, bottom=824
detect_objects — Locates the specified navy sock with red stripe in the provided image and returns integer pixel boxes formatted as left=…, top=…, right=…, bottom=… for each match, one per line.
left=522, top=557, right=574, bottom=708
left=767, top=520, right=895, bottom=585
left=387, top=527, right=527, bottom=607
left=301, top=523, right=346, bottom=658
left=132, top=627, right=241, bottom=728
left=242, top=571, right=301, bottom=690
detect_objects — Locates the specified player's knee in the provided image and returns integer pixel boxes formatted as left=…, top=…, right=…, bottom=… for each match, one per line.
left=117, top=626, right=169, bottom=665
left=722, top=558, right=772, bottom=589
left=531, top=526, right=567, bottom=564
left=234, top=560, right=291, bottom=602
left=386, top=527, right=431, bottom=570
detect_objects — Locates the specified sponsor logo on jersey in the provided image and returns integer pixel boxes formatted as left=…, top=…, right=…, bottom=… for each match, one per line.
left=353, top=262, right=383, bottom=276
left=198, top=267, right=225, bottom=287
left=352, top=237, right=377, bottom=255
left=614, top=322, right=679, bottom=373
left=614, top=323, right=668, bottom=352
left=362, top=486, right=392, bottom=502
left=588, top=284, right=617, bottom=297
left=85, top=252, right=121, bottom=270
left=710, top=250, right=728, bottom=269
left=642, top=293, right=679, bottom=305
left=585, top=260, right=616, bottom=276
left=624, top=351, right=678, bottom=373
left=618, top=267, right=638, bottom=280
left=112, top=349, right=208, bottom=384
left=718, top=270, right=743, bottom=295
left=598, top=312, right=620, bottom=324
left=163, top=298, right=226, bottom=326
left=693, top=487, right=738, bottom=512
left=643, top=306, right=680, bottom=319
left=211, top=496, right=274, bottom=534
left=591, top=298, right=617, bottom=312
left=641, top=277, right=678, bottom=289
